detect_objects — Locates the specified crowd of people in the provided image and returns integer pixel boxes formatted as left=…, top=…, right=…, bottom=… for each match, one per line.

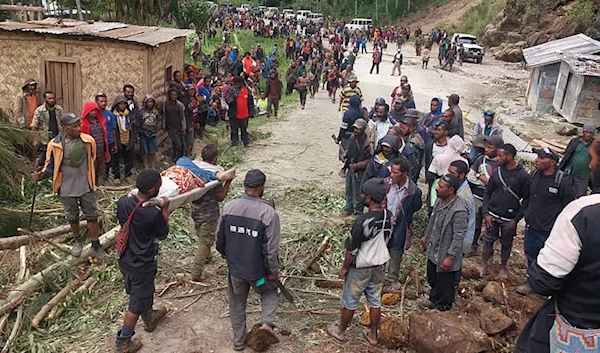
left=12, top=9, right=600, bottom=352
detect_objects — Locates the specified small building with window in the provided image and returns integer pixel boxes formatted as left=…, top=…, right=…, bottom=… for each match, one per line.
left=0, top=18, right=192, bottom=116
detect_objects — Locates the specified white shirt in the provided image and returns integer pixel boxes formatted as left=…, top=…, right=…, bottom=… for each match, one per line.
left=431, top=143, right=447, bottom=158
left=375, top=119, right=393, bottom=145
left=386, top=178, right=409, bottom=219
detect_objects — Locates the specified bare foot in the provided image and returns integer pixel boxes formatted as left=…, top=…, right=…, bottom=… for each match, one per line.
left=326, top=323, right=347, bottom=342
left=497, top=267, right=509, bottom=280
left=364, top=330, right=378, bottom=346
left=391, top=281, right=402, bottom=291
left=478, top=265, right=487, bottom=279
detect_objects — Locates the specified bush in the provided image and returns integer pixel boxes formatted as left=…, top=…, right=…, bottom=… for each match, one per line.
left=451, top=0, right=507, bottom=36
left=568, top=0, right=598, bottom=29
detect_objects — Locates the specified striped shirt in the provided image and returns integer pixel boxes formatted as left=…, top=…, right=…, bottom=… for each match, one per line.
left=339, top=86, right=364, bottom=111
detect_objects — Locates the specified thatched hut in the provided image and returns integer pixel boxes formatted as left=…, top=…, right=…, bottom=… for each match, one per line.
left=0, top=18, right=192, bottom=116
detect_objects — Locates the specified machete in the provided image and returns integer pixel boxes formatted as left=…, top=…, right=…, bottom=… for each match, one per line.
left=275, top=279, right=294, bottom=303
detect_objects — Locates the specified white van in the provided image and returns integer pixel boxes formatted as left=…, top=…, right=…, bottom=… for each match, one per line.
left=346, top=18, right=374, bottom=32
left=296, top=10, right=311, bottom=22
left=282, top=9, right=295, bottom=20
left=265, top=7, right=279, bottom=18
left=307, top=13, right=324, bottom=25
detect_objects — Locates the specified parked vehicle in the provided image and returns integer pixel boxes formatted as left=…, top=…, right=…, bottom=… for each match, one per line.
left=345, top=18, right=373, bottom=33
left=452, top=33, right=485, bottom=63
left=264, top=7, right=279, bottom=18
left=282, top=9, right=295, bottom=20
left=307, top=12, right=324, bottom=25
left=218, top=2, right=235, bottom=13
left=237, top=4, right=252, bottom=13
left=296, top=10, right=311, bottom=23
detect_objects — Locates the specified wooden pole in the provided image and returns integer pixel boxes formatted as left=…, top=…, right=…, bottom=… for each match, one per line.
left=0, top=221, right=87, bottom=250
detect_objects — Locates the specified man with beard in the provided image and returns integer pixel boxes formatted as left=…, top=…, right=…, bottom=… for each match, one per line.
left=559, top=124, right=595, bottom=197
left=342, top=119, right=373, bottom=216
left=389, top=97, right=407, bottom=125
left=480, top=144, right=529, bottom=280
left=161, top=88, right=187, bottom=162
left=114, top=169, right=169, bottom=353
left=418, top=98, right=443, bottom=145
left=419, top=173, right=468, bottom=311
left=516, top=148, right=574, bottom=295
left=384, top=157, right=422, bottom=290
left=123, top=84, right=140, bottom=116
left=373, top=104, right=394, bottom=146
left=217, top=169, right=281, bottom=352
left=515, top=135, right=600, bottom=353
left=397, top=109, right=425, bottom=182
left=31, top=91, right=64, bottom=152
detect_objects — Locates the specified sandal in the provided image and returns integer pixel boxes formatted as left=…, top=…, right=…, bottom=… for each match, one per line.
left=326, top=323, right=347, bottom=342
left=363, top=329, right=379, bottom=346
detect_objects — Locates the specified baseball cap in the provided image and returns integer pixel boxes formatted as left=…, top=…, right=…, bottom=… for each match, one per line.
left=60, top=113, right=81, bottom=125
left=361, top=178, right=387, bottom=203
left=483, top=110, right=495, bottom=119
left=405, top=108, right=420, bottom=119
left=375, top=97, right=386, bottom=105
left=486, top=136, right=504, bottom=148
left=353, top=118, right=368, bottom=129
left=244, top=169, right=266, bottom=188
left=394, top=97, right=405, bottom=105
left=583, top=124, right=596, bottom=133
left=471, top=135, right=488, bottom=148
left=534, top=147, right=560, bottom=162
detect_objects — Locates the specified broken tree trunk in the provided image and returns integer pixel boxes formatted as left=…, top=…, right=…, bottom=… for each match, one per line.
left=0, top=226, right=119, bottom=316
left=303, top=236, right=330, bottom=274
left=31, top=277, right=83, bottom=328
left=0, top=221, right=87, bottom=250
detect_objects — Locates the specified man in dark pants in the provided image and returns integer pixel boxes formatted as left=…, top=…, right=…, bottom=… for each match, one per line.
left=161, top=88, right=186, bottom=162
left=515, top=136, right=600, bottom=353
left=115, top=170, right=169, bottom=353
left=342, top=119, right=373, bottom=216
left=559, top=124, right=595, bottom=197
left=419, top=174, right=468, bottom=311
left=480, top=144, right=530, bottom=280
left=216, top=169, right=280, bottom=351
left=516, top=148, right=575, bottom=295
left=226, top=77, right=254, bottom=147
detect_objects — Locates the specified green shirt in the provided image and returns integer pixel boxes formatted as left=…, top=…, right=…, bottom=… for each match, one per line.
left=568, top=141, right=592, bottom=179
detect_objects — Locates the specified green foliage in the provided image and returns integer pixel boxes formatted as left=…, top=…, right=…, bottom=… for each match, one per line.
left=172, top=1, right=215, bottom=31
left=451, top=0, right=507, bottom=36
left=568, top=0, right=599, bottom=29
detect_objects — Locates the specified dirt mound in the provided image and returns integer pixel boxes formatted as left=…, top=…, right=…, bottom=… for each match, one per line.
left=396, top=0, right=483, bottom=30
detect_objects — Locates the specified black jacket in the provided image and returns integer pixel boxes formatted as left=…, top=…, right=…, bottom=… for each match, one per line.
left=225, top=85, right=255, bottom=120
left=523, top=170, right=575, bottom=233
left=558, top=136, right=588, bottom=171
left=482, top=164, right=529, bottom=221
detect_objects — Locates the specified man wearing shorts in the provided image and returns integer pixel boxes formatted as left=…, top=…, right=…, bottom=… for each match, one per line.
left=115, top=169, right=169, bottom=353
left=135, top=94, right=159, bottom=170
left=33, top=113, right=103, bottom=258
left=327, top=178, right=392, bottom=346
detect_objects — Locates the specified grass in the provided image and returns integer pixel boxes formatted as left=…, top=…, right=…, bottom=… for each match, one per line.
left=450, top=0, right=507, bottom=36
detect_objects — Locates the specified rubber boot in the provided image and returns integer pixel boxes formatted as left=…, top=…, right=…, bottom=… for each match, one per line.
left=141, top=306, right=168, bottom=332
left=115, top=330, right=142, bottom=353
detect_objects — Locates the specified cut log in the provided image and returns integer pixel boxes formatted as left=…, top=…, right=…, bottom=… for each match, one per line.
left=0, top=221, right=87, bottom=250
left=541, top=138, right=567, bottom=150
left=1, top=300, right=24, bottom=353
left=31, top=277, right=83, bottom=328
left=303, top=236, right=330, bottom=274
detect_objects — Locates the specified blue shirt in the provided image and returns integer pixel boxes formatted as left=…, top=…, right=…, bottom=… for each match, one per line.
left=103, top=109, right=116, bottom=144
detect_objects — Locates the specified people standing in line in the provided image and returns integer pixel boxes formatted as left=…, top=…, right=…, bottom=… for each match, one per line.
left=95, top=93, right=116, bottom=177
left=226, top=77, right=254, bottom=147
left=559, top=124, right=595, bottom=197
left=464, top=136, right=503, bottom=257
left=370, top=47, right=382, bottom=75
left=391, top=49, right=403, bottom=76
left=32, top=113, right=103, bottom=258
left=81, top=102, right=110, bottom=185
left=373, top=104, right=394, bottom=146
left=327, top=178, right=392, bottom=347
left=362, top=134, right=401, bottom=185
left=31, top=91, right=64, bottom=154
left=447, top=93, right=464, bottom=139
left=514, top=136, right=600, bottom=353
left=14, top=78, right=41, bottom=128
left=295, top=71, right=310, bottom=109
left=384, top=157, right=422, bottom=290
left=342, top=119, right=373, bottom=216
left=115, top=169, right=170, bottom=353
left=448, top=160, right=476, bottom=254
left=338, top=76, right=363, bottom=112
left=135, top=95, right=159, bottom=170
left=516, top=148, right=575, bottom=295
left=216, top=169, right=281, bottom=352
left=480, top=143, right=530, bottom=280
left=419, top=174, right=468, bottom=311
left=397, top=110, right=425, bottom=182
left=389, top=98, right=407, bottom=125
left=191, top=145, right=234, bottom=282
left=261, top=70, right=283, bottom=118
left=423, top=122, right=449, bottom=213
left=427, top=135, right=467, bottom=210
left=337, top=95, right=364, bottom=157
left=112, top=95, right=136, bottom=185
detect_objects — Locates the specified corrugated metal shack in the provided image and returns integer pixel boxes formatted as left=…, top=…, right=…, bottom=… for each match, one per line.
left=523, top=34, right=600, bottom=114
left=553, top=53, right=600, bottom=123
left=0, top=18, right=192, bottom=117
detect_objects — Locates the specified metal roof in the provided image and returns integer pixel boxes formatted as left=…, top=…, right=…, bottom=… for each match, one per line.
left=0, top=18, right=193, bottom=47
left=523, top=34, right=600, bottom=68
left=560, top=53, right=600, bottom=77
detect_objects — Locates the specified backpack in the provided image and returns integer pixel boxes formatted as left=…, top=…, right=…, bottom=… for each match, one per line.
left=116, top=199, right=143, bottom=259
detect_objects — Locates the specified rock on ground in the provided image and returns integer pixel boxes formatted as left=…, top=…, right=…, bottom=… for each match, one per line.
left=409, top=311, right=492, bottom=353
left=379, top=317, right=409, bottom=349
left=247, top=323, right=280, bottom=352
left=466, top=299, right=515, bottom=335
left=482, top=281, right=505, bottom=305
left=382, top=293, right=400, bottom=306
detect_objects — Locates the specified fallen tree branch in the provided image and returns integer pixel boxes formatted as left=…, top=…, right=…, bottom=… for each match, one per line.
left=18, top=228, right=72, bottom=255
left=168, top=285, right=228, bottom=300
left=408, top=265, right=424, bottom=294
left=0, top=207, right=63, bottom=214
left=1, top=248, right=27, bottom=353
left=1, top=301, right=24, bottom=353
left=0, top=222, right=87, bottom=250
left=400, top=275, right=412, bottom=321
left=303, top=235, right=330, bottom=274
left=501, top=282, right=511, bottom=317
left=48, top=277, right=97, bottom=321
left=178, top=285, right=228, bottom=312
left=222, top=308, right=336, bottom=318
left=279, top=274, right=343, bottom=282
left=292, top=288, right=340, bottom=299
left=31, top=277, right=83, bottom=328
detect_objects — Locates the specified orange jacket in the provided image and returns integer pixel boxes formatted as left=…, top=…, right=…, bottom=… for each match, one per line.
left=41, top=133, right=97, bottom=193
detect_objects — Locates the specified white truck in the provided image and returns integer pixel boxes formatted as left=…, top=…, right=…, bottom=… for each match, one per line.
left=237, top=4, right=252, bottom=13
left=264, top=7, right=279, bottom=18
left=282, top=9, right=295, bottom=20
left=296, top=10, right=311, bottom=23
left=452, top=33, right=485, bottom=64
left=345, top=18, right=373, bottom=33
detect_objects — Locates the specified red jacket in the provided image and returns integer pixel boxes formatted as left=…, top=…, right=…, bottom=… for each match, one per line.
left=81, top=101, right=110, bottom=161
